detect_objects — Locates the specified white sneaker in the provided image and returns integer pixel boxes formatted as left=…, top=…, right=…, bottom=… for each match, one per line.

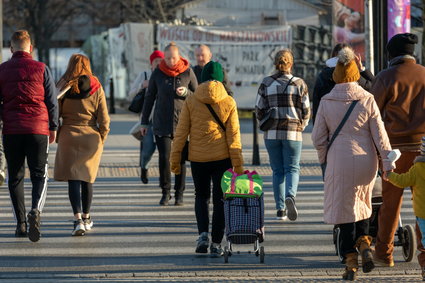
left=276, top=209, right=287, bottom=220
left=0, top=170, right=5, bottom=186
left=83, top=217, right=93, bottom=231
left=72, top=219, right=85, bottom=236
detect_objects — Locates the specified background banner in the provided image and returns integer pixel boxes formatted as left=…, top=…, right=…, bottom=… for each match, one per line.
left=388, top=0, right=411, bottom=40
left=157, top=24, right=292, bottom=109
left=332, top=0, right=365, bottom=59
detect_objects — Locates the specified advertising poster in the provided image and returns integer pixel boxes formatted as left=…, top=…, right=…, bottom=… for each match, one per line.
left=388, top=0, right=411, bottom=40
left=332, top=0, right=365, bottom=59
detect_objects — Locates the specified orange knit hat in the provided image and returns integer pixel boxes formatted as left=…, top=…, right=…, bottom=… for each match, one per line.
left=332, top=47, right=360, bottom=84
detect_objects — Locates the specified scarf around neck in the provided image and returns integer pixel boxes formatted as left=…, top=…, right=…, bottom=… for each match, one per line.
left=159, top=57, right=189, bottom=77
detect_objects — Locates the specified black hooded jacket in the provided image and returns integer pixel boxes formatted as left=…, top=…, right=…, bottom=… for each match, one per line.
left=312, top=67, right=374, bottom=124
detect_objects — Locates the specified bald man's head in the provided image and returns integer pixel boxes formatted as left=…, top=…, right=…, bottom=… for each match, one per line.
left=10, top=30, right=32, bottom=53
left=195, top=45, right=212, bottom=67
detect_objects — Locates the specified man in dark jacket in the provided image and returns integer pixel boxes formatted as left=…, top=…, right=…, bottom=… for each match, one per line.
left=192, top=44, right=233, bottom=96
left=371, top=33, right=425, bottom=270
left=141, top=43, right=197, bottom=206
left=0, top=30, right=58, bottom=242
left=312, top=43, right=374, bottom=124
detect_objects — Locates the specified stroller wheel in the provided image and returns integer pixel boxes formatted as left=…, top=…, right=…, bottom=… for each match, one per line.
left=224, top=246, right=229, bottom=263
left=402, top=224, right=417, bottom=262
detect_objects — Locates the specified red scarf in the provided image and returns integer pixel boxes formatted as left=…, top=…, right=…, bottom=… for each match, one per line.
left=159, top=57, right=189, bottom=77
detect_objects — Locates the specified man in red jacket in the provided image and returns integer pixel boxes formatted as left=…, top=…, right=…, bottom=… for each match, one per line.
left=0, top=30, right=58, bottom=242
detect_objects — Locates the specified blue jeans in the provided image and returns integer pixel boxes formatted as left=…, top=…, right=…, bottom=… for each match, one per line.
left=140, top=123, right=156, bottom=169
left=264, top=139, right=302, bottom=210
left=417, top=217, right=425, bottom=247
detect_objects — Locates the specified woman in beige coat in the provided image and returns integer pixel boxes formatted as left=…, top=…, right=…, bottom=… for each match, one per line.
left=55, top=54, right=110, bottom=236
left=312, top=47, right=394, bottom=280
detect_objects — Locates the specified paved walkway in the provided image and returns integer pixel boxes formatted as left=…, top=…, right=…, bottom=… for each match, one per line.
left=0, top=112, right=421, bottom=282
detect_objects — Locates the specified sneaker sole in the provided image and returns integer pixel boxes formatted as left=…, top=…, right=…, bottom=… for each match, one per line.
left=196, top=243, right=209, bottom=253
left=276, top=216, right=288, bottom=221
left=210, top=251, right=224, bottom=257
left=373, top=259, right=394, bottom=267
left=28, top=213, right=40, bottom=242
left=72, top=229, right=85, bottom=236
left=285, top=198, right=298, bottom=221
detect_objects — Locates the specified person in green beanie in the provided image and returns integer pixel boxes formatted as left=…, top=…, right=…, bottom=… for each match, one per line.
left=170, top=61, right=243, bottom=257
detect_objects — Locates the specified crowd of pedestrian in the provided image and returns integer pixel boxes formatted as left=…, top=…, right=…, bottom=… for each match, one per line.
left=0, top=29, right=424, bottom=281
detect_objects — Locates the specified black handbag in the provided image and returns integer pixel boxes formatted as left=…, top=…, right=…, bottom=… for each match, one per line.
left=321, top=100, right=359, bottom=180
left=128, top=72, right=147, bottom=113
left=258, top=76, right=294, bottom=131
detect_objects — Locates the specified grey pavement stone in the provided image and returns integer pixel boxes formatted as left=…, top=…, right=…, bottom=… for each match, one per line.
left=106, top=273, right=135, bottom=278
left=79, top=273, right=107, bottom=278
left=299, top=271, right=328, bottom=277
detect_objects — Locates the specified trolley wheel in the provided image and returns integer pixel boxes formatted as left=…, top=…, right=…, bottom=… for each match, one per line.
left=334, top=227, right=345, bottom=264
left=224, top=246, right=229, bottom=263
left=259, top=246, right=265, bottom=263
left=402, top=224, right=417, bottom=262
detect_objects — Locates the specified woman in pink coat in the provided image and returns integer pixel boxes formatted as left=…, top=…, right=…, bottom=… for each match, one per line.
left=312, top=47, right=394, bottom=281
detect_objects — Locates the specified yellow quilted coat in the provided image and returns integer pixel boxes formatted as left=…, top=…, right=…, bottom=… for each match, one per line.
left=170, top=80, right=243, bottom=174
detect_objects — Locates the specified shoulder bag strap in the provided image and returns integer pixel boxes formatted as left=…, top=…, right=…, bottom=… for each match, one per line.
left=205, top=104, right=226, bottom=132
left=327, top=100, right=359, bottom=150
left=282, top=76, right=294, bottom=93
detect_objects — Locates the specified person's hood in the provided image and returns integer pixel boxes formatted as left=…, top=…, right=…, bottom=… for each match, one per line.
left=389, top=55, right=416, bottom=67
left=194, top=80, right=228, bottom=104
left=323, top=82, right=372, bottom=101
left=326, top=57, right=338, bottom=68
left=64, top=75, right=101, bottom=99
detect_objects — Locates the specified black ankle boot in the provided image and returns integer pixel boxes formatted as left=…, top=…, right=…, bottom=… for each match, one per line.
left=159, top=190, right=171, bottom=206
left=175, top=191, right=184, bottom=206
left=15, top=222, right=27, bottom=237
left=141, top=168, right=148, bottom=184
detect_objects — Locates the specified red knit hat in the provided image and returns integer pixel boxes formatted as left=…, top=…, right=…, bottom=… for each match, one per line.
left=150, top=50, right=164, bottom=64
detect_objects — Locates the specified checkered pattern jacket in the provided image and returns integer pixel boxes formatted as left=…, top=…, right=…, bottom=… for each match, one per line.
left=255, top=73, right=310, bottom=141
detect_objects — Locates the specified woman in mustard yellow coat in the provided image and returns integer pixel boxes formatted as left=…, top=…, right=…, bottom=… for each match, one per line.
left=170, top=61, right=243, bottom=257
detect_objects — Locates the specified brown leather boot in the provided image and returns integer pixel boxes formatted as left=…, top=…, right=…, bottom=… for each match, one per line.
left=356, top=235, right=375, bottom=273
left=342, top=252, right=358, bottom=281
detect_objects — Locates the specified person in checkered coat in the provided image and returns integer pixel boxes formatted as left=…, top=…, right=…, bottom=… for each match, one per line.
left=255, top=49, right=311, bottom=222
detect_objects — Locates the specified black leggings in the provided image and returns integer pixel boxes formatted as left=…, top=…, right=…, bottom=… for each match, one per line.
left=191, top=158, right=232, bottom=244
left=68, top=180, right=93, bottom=215
left=339, top=219, right=370, bottom=256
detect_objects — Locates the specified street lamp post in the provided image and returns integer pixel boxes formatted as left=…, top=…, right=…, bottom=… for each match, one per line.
left=372, top=0, right=388, bottom=73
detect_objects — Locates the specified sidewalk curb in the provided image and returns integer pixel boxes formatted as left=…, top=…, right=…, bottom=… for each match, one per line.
left=0, top=269, right=420, bottom=280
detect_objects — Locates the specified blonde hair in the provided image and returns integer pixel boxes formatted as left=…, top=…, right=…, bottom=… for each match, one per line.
left=11, top=30, right=31, bottom=50
left=274, top=49, right=293, bottom=73
left=57, top=54, right=93, bottom=93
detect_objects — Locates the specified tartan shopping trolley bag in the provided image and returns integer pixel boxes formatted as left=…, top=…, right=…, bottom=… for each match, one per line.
left=221, top=169, right=265, bottom=263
